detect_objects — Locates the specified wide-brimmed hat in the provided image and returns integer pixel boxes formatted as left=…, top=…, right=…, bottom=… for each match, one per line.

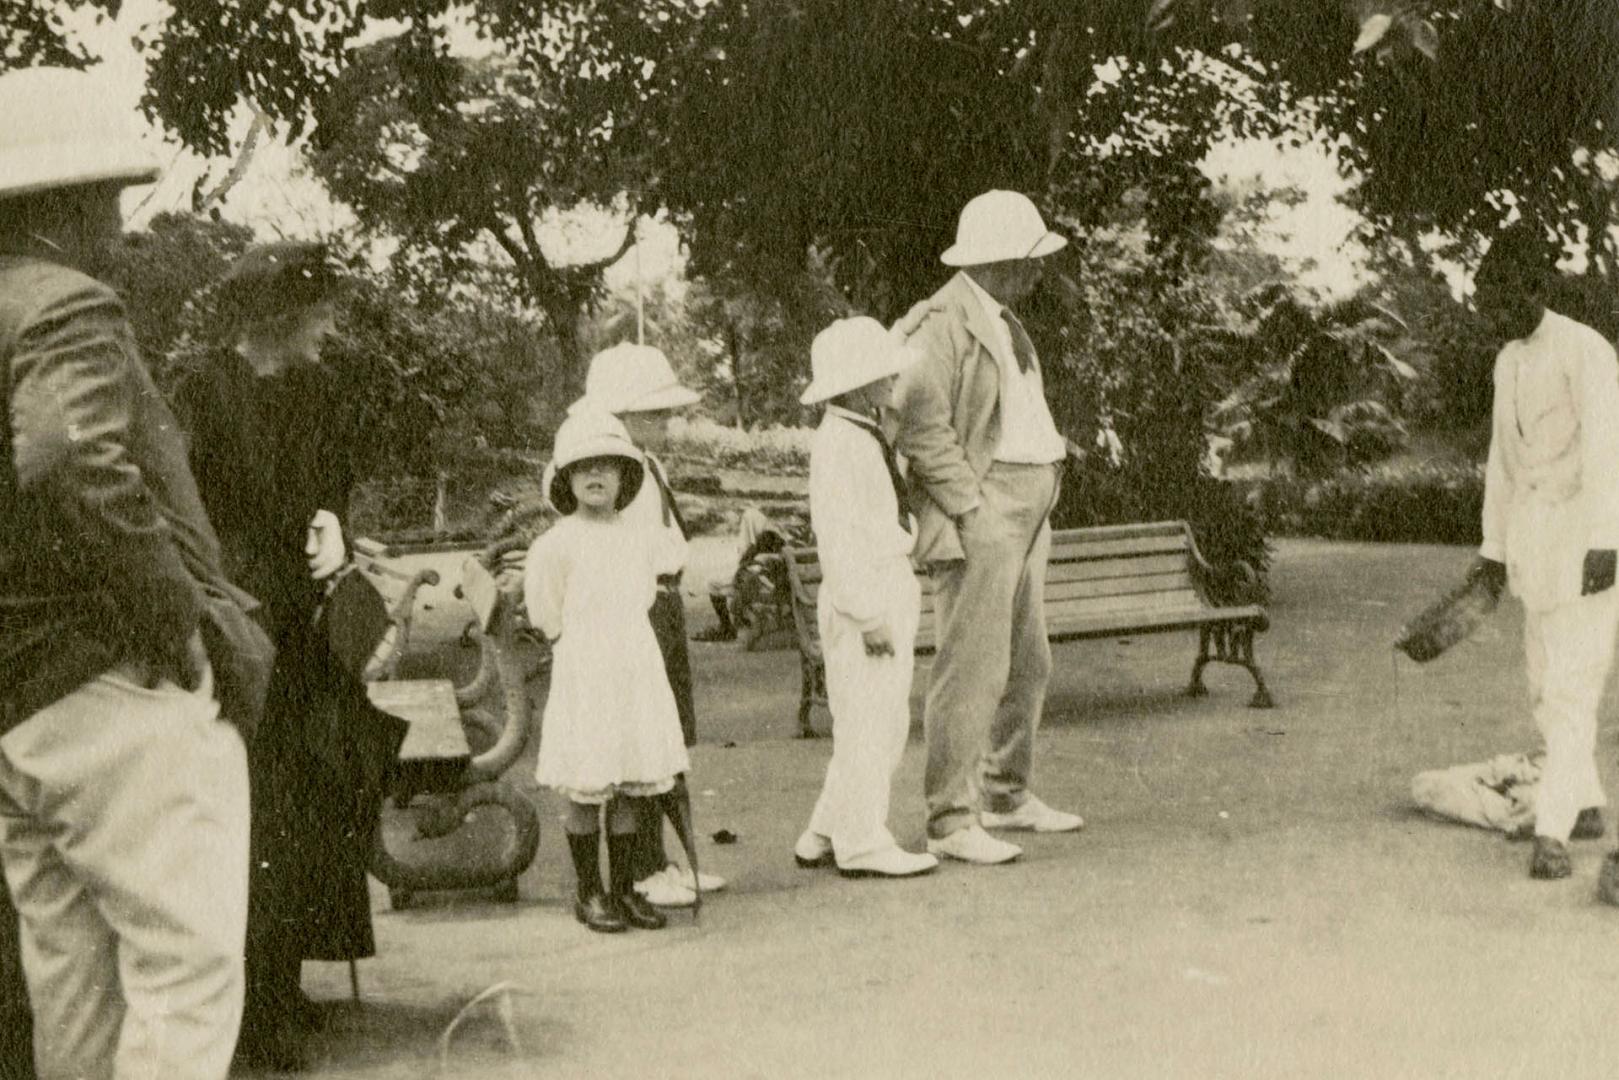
left=568, top=342, right=702, bottom=415
left=218, top=241, right=343, bottom=324
left=0, top=68, right=161, bottom=200
left=543, top=408, right=646, bottom=514
left=940, top=190, right=1067, bottom=267
left=799, top=316, right=919, bottom=406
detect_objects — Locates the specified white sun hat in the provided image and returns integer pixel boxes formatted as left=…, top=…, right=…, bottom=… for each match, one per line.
left=568, top=342, right=702, bottom=416
left=543, top=408, right=646, bottom=514
left=0, top=67, right=161, bottom=200
left=939, top=190, right=1067, bottom=267
left=799, top=316, right=920, bottom=406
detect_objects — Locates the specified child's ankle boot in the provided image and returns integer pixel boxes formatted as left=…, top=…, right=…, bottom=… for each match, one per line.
left=609, top=831, right=667, bottom=930
left=566, top=832, right=626, bottom=933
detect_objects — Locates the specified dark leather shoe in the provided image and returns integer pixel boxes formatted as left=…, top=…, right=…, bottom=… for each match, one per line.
left=574, top=893, right=627, bottom=933
left=1572, top=808, right=1607, bottom=841
left=1530, top=836, right=1573, bottom=880
left=616, top=890, right=668, bottom=930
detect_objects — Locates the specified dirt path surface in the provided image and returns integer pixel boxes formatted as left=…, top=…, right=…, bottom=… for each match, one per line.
left=275, top=539, right=1619, bottom=1080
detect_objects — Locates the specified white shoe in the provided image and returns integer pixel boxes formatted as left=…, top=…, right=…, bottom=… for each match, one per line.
left=837, top=848, right=939, bottom=879
left=634, top=871, right=696, bottom=907
left=663, top=863, right=727, bottom=894
left=794, top=831, right=834, bottom=868
left=926, top=825, right=1022, bottom=865
left=980, top=794, right=1084, bottom=833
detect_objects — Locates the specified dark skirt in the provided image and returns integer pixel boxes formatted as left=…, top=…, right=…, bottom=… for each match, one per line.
left=246, top=615, right=405, bottom=985
left=650, top=587, right=697, bottom=747
left=0, top=881, right=33, bottom=1080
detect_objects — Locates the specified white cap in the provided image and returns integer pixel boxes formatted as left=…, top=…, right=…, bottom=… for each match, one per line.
left=568, top=342, right=702, bottom=415
left=940, top=190, right=1067, bottom=267
left=0, top=68, right=160, bottom=200
left=799, top=316, right=919, bottom=406
left=543, top=408, right=646, bottom=514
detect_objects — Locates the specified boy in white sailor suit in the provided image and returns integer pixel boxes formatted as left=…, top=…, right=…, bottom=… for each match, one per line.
left=793, top=317, right=940, bottom=878
left=570, top=343, right=726, bottom=907
left=1469, top=225, right=1619, bottom=882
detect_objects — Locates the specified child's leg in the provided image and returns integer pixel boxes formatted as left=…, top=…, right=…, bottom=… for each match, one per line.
left=808, top=571, right=919, bottom=864
left=564, top=800, right=624, bottom=932
left=608, top=798, right=666, bottom=930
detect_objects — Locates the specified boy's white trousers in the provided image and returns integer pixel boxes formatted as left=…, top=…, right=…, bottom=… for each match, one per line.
left=806, top=559, right=921, bottom=863
left=0, top=663, right=250, bottom=1080
left=1524, top=588, right=1619, bottom=841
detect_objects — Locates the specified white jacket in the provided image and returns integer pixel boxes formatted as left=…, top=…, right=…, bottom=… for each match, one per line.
left=1480, top=309, right=1619, bottom=610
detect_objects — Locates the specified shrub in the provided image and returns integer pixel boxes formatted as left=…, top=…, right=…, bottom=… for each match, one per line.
left=1245, top=462, right=1484, bottom=545
left=668, top=416, right=813, bottom=475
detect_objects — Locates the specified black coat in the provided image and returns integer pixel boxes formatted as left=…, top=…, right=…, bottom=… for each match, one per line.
left=175, top=351, right=404, bottom=962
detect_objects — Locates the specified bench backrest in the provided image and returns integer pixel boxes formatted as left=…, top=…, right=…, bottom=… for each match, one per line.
left=782, top=520, right=1207, bottom=655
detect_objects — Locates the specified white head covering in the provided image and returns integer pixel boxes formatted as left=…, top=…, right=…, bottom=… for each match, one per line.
left=568, top=342, right=702, bottom=415
left=0, top=67, right=160, bottom=199
left=939, top=190, right=1067, bottom=267
left=542, top=408, right=646, bottom=514
left=799, top=316, right=919, bottom=405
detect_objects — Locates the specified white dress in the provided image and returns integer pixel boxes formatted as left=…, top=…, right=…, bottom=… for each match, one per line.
left=525, top=514, right=690, bottom=803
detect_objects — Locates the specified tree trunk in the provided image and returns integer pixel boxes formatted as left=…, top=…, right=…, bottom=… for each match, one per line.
left=725, top=318, right=749, bottom=429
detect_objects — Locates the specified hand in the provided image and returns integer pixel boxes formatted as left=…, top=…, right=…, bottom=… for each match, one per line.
left=1468, top=556, right=1508, bottom=602
left=306, top=509, right=346, bottom=581
left=861, top=624, right=895, bottom=657
left=1583, top=549, right=1617, bottom=596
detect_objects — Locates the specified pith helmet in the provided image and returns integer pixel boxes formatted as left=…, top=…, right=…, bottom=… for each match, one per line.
left=569, top=342, right=701, bottom=415
left=0, top=67, right=160, bottom=200
left=542, top=408, right=647, bottom=514
left=940, top=190, right=1067, bottom=267
left=799, top=316, right=919, bottom=405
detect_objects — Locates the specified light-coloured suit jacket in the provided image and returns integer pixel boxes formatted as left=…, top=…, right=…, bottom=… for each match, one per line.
left=891, top=272, right=1022, bottom=564
left=1480, top=308, right=1619, bottom=610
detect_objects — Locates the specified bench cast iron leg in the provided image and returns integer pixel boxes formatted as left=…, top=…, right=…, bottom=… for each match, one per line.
left=1238, top=625, right=1275, bottom=708
left=1187, top=627, right=1212, bottom=698
left=797, top=656, right=823, bottom=739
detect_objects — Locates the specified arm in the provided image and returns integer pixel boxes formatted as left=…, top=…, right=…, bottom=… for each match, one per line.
left=1579, top=339, right=1619, bottom=550
left=891, top=308, right=980, bottom=519
left=810, top=428, right=889, bottom=631
left=1479, top=353, right=1512, bottom=564
left=10, top=280, right=203, bottom=665
left=521, top=531, right=567, bottom=642
left=1578, top=338, right=1619, bottom=594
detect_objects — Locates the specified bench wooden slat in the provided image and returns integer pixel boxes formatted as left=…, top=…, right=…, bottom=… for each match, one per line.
left=792, top=553, right=1189, bottom=593
left=366, top=679, right=471, bottom=762
left=1046, top=603, right=1265, bottom=641
left=1049, top=535, right=1189, bottom=561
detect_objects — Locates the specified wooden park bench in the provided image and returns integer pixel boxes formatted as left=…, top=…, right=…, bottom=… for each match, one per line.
left=349, top=540, right=541, bottom=909
left=779, top=520, right=1273, bottom=738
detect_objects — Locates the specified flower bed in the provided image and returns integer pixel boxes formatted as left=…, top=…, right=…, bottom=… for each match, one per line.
left=1244, top=462, right=1485, bottom=546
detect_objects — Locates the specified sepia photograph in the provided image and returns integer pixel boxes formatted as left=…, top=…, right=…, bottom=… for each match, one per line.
left=3, top=1, right=1619, bottom=1077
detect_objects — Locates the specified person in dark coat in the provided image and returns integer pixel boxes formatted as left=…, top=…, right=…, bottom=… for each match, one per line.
left=172, top=241, right=406, bottom=1071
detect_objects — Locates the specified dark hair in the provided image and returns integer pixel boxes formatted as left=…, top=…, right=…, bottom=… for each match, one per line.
left=1478, top=223, right=1558, bottom=287
left=548, top=455, right=645, bottom=515
left=217, top=241, right=342, bottom=327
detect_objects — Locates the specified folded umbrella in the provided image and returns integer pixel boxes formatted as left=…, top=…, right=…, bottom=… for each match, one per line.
left=657, top=776, right=701, bottom=924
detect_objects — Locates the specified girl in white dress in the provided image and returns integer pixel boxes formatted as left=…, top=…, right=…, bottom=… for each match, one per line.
left=525, top=409, right=689, bottom=932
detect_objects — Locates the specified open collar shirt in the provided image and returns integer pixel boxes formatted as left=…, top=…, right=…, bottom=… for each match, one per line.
left=960, top=274, right=1066, bottom=466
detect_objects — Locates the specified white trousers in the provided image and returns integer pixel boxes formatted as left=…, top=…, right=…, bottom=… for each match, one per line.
left=0, top=664, right=250, bottom=1080
left=806, top=561, right=921, bottom=863
left=1523, top=589, right=1619, bottom=841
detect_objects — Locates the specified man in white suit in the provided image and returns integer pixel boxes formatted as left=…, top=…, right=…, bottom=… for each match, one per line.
left=1471, top=224, right=1619, bottom=881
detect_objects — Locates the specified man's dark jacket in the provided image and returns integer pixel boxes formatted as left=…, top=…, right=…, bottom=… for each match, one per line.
left=0, top=255, right=270, bottom=731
